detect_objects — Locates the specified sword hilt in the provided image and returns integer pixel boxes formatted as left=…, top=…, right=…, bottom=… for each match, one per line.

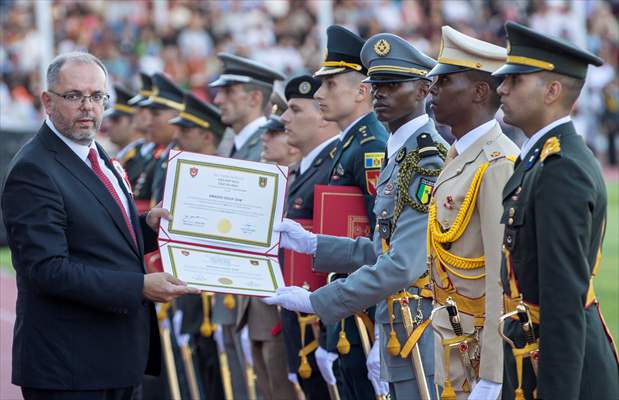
left=516, top=303, right=536, bottom=345
left=445, top=297, right=463, bottom=336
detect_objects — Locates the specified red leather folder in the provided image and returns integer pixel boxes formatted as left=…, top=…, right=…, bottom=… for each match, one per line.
left=313, top=185, right=370, bottom=239
left=282, top=219, right=328, bottom=290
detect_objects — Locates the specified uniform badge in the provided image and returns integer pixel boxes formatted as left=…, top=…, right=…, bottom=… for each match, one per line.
left=299, top=81, right=312, bottom=95
left=364, top=152, right=384, bottom=169
left=111, top=158, right=132, bottom=195
left=384, top=182, right=394, bottom=195
left=525, top=148, right=540, bottom=170
left=444, top=195, right=455, bottom=209
left=416, top=178, right=434, bottom=205
left=365, top=169, right=380, bottom=195
left=395, top=148, right=407, bottom=163
left=374, top=39, right=391, bottom=56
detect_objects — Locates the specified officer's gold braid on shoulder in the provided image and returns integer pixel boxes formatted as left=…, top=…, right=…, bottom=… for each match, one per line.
left=393, top=143, right=447, bottom=220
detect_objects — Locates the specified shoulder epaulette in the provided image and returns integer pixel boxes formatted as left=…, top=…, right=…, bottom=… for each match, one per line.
left=343, top=135, right=354, bottom=149
left=540, top=136, right=561, bottom=162
left=416, top=133, right=439, bottom=158
left=359, top=136, right=376, bottom=145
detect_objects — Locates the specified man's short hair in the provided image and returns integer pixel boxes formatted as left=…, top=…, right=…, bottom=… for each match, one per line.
left=241, top=82, right=272, bottom=110
left=463, top=69, right=503, bottom=110
left=538, top=71, right=585, bottom=109
left=47, top=52, right=108, bottom=90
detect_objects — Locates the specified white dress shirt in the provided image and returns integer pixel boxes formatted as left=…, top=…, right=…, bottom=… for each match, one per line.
left=453, top=119, right=498, bottom=155
left=299, top=135, right=339, bottom=175
left=47, top=118, right=130, bottom=216
left=519, top=116, right=571, bottom=159
left=234, top=116, right=268, bottom=150
left=387, top=114, right=429, bottom=160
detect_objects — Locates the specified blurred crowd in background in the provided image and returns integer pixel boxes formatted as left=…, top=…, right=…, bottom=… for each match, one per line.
left=1, top=0, right=618, bottom=164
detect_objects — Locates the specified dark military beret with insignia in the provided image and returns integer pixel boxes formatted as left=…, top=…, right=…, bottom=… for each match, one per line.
left=104, top=85, right=135, bottom=119
left=493, top=21, right=603, bottom=79
left=210, top=53, right=285, bottom=89
left=128, top=72, right=153, bottom=106
left=361, top=33, right=436, bottom=83
left=169, top=93, right=226, bottom=138
left=285, top=74, right=321, bottom=100
left=139, top=72, right=184, bottom=111
left=314, top=25, right=367, bottom=78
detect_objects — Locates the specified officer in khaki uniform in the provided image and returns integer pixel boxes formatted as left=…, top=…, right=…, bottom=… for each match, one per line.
left=267, top=33, right=447, bottom=400
left=425, top=26, right=519, bottom=400
left=493, top=21, right=618, bottom=400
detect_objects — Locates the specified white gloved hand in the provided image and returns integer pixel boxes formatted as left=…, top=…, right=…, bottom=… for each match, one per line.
left=287, top=372, right=299, bottom=385
left=274, top=218, right=317, bottom=254
left=468, top=379, right=502, bottom=400
left=369, top=377, right=390, bottom=396
left=172, top=310, right=191, bottom=347
left=314, top=346, right=338, bottom=385
left=366, top=338, right=381, bottom=382
left=263, top=286, right=315, bottom=314
left=240, top=326, right=253, bottom=367
left=213, top=325, right=225, bottom=353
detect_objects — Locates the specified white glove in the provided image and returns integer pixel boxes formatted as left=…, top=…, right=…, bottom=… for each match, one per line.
left=213, top=325, right=225, bottom=353
left=287, top=372, right=299, bottom=385
left=172, top=310, right=191, bottom=347
left=366, top=338, right=381, bottom=382
left=315, top=346, right=338, bottom=385
left=468, top=379, right=502, bottom=400
left=263, top=286, right=315, bottom=314
left=369, top=377, right=390, bottom=397
left=274, top=218, right=317, bottom=254
left=240, top=326, right=254, bottom=367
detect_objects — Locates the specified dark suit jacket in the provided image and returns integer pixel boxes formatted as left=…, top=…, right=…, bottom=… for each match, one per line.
left=500, top=121, right=618, bottom=399
left=1, top=123, right=161, bottom=390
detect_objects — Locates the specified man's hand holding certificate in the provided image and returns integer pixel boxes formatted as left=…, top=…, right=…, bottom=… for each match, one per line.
left=158, top=150, right=288, bottom=296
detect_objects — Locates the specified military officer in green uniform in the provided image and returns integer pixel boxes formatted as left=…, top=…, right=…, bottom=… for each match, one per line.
left=278, top=74, right=340, bottom=399
left=492, top=21, right=619, bottom=400
left=169, top=92, right=228, bottom=400
left=104, top=85, right=139, bottom=156
left=267, top=32, right=447, bottom=400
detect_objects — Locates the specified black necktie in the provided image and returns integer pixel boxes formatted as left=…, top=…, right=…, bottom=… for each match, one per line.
left=229, top=144, right=237, bottom=158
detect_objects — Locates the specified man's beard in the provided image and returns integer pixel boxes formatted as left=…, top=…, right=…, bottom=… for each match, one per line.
left=54, top=112, right=100, bottom=144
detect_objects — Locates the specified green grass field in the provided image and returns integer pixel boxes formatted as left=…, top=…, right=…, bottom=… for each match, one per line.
left=0, top=184, right=617, bottom=338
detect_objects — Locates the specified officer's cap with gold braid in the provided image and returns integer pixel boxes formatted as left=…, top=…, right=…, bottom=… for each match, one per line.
left=427, top=26, right=506, bottom=77
left=169, top=93, right=225, bottom=138
left=139, top=72, right=184, bottom=111
left=285, top=74, right=321, bottom=100
left=210, top=53, right=285, bottom=89
left=361, top=33, right=436, bottom=83
left=128, top=72, right=153, bottom=106
left=104, top=85, right=135, bottom=119
left=314, top=25, right=367, bottom=78
left=493, top=21, right=603, bottom=79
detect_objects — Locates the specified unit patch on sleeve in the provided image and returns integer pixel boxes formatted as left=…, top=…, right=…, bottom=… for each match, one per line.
left=416, top=178, right=434, bottom=205
left=364, top=152, right=384, bottom=169
left=365, top=169, right=381, bottom=195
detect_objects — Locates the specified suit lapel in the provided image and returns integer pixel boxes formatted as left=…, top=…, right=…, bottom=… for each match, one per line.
left=41, top=126, right=140, bottom=256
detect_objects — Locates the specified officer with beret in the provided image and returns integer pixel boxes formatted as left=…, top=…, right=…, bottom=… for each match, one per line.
left=268, top=32, right=447, bottom=400
left=493, top=21, right=618, bottom=400
left=426, top=26, right=520, bottom=400
left=278, top=74, right=340, bottom=399
left=211, top=53, right=295, bottom=400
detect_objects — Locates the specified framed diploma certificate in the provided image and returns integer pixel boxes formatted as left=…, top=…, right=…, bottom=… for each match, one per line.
left=158, top=150, right=288, bottom=296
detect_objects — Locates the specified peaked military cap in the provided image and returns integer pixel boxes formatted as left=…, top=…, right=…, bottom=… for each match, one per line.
left=210, top=53, right=285, bottom=88
left=314, top=25, right=367, bottom=77
left=493, top=21, right=603, bottom=79
left=361, top=33, right=436, bottom=83
left=427, top=26, right=507, bottom=77
left=139, top=72, right=184, bottom=111
left=285, top=74, right=321, bottom=100
left=260, top=115, right=285, bottom=133
left=169, top=93, right=226, bottom=137
left=105, top=85, right=135, bottom=118
left=128, top=72, right=153, bottom=106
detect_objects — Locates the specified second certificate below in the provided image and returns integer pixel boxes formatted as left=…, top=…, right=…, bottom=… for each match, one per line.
left=168, top=158, right=280, bottom=247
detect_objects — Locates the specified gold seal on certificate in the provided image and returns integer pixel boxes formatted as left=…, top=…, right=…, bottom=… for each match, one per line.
left=158, top=150, right=288, bottom=296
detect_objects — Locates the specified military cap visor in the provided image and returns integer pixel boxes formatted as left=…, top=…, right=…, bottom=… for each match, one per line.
left=210, top=53, right=285, bottom=88
left=362, top=74, right=424, bottom=84
left=104, top=85, right=136, bottom=118
left=128, top=73, right=154, bottom=106
left=426, top=63, right=473, bottom=78
left=493, top=21, right=603, bottom=79
left=139, top=73, right=184, bottom=111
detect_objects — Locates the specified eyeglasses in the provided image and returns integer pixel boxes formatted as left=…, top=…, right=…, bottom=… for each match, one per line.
left=48, top=90, right=110, bottom=105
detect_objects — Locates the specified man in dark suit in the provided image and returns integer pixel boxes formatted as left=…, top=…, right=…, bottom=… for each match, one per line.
left=493, top=22, right=618, bottom=400
left=1, top=51, right=199, bottom=400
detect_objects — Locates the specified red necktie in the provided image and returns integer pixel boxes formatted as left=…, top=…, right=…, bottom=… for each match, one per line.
left=87, top=148, right=137, bottom=247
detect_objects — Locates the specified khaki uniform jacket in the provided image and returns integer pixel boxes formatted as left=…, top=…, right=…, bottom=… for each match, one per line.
left=430, top=124, right=518, bottom=387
